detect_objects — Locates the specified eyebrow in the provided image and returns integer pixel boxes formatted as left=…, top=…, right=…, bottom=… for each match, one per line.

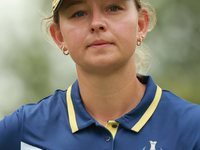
left=65, top=0, right=86, bottom=10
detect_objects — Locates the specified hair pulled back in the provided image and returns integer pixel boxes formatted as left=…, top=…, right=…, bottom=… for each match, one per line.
left=41, top=0, right=156, bottom=74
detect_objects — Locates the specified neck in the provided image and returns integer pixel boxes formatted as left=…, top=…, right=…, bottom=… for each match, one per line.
left=76, top=59, right=146, bottom=126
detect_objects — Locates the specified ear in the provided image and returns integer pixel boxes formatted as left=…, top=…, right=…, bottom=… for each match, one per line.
left=50, top=23, right=65, bottom=48
left=137, top=8, right=150, bottom=39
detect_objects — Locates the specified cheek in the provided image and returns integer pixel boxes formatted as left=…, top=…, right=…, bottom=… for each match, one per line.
left=61, top=25, right=86, bottom=53
left=119, top=22, right=137, bottom=37
left=63, top=27, right=81, bottom=47
left=114, top=18, right=138, bottom=50
left=60, top=25, right=87, bottom=62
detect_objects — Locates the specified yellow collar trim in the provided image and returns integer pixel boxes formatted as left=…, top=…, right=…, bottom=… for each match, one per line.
left=131, top=85, right=162, bottom=132
left=67, top=85, right=162, bottom=133
left=66, top=85, right=79, bottom=133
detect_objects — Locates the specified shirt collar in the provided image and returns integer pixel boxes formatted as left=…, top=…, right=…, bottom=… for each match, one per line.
left=66, top=81, right=96, bottom=133
left=66, top=76, right=162, bottom=133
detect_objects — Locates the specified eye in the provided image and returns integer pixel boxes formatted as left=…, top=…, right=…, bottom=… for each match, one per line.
left=73, top=11, right=85, bottom=17
left=108, top=5, right=121, bottom=12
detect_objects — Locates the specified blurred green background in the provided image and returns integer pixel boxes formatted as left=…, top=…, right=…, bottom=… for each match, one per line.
left=0, top=0, right=199, bottom=119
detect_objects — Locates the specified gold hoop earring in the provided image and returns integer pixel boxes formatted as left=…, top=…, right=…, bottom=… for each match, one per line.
left=137, top=36, right=145, bottom=46
left=60, top=45, right=69, bottom=55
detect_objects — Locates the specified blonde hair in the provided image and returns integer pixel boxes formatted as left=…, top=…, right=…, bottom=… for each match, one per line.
left=135, top=1, right=157, bottom=74
left=41, top=0, right=156, bottom=74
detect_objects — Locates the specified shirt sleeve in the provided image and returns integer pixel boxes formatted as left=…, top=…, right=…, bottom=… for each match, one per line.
left=0, top=107, right=23, bottom=150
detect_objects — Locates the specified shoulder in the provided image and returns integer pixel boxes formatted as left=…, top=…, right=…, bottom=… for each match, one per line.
left=0, top=89, right=67, bottom=148
left=23, top=89, right=67, bottom=115
left=153, top=89, right=200, bottom=148
left=159, top=89, right=200, bottom=128
left=21, top=89, right=67, bottom=127
left=0, top=89, right=67, bottom=123
left=161, top=90, right=200, bottom=113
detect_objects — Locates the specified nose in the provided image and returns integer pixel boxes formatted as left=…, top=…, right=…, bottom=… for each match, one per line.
left=90, top=11, right=107, bottom=33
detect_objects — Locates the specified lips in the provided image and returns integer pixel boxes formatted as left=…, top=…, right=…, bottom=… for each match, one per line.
left=87, top=40, right=113, bottom=49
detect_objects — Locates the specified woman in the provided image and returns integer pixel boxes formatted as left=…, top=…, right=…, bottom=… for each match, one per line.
left=0, top=0, right=200, bottom=149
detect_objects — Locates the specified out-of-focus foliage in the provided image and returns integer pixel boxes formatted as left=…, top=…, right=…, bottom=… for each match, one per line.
left=0, top=1, right=77, bottom=119
left=147, top=0, right=200, bottom=104
left=0, top=0, right=199, bottom=119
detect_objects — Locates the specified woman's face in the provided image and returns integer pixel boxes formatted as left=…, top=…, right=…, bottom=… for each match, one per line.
left=51, top=0, right=148, bottom=74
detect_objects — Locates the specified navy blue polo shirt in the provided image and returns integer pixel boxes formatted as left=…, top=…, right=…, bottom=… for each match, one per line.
left=0, top=76, right=200, bottom=150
